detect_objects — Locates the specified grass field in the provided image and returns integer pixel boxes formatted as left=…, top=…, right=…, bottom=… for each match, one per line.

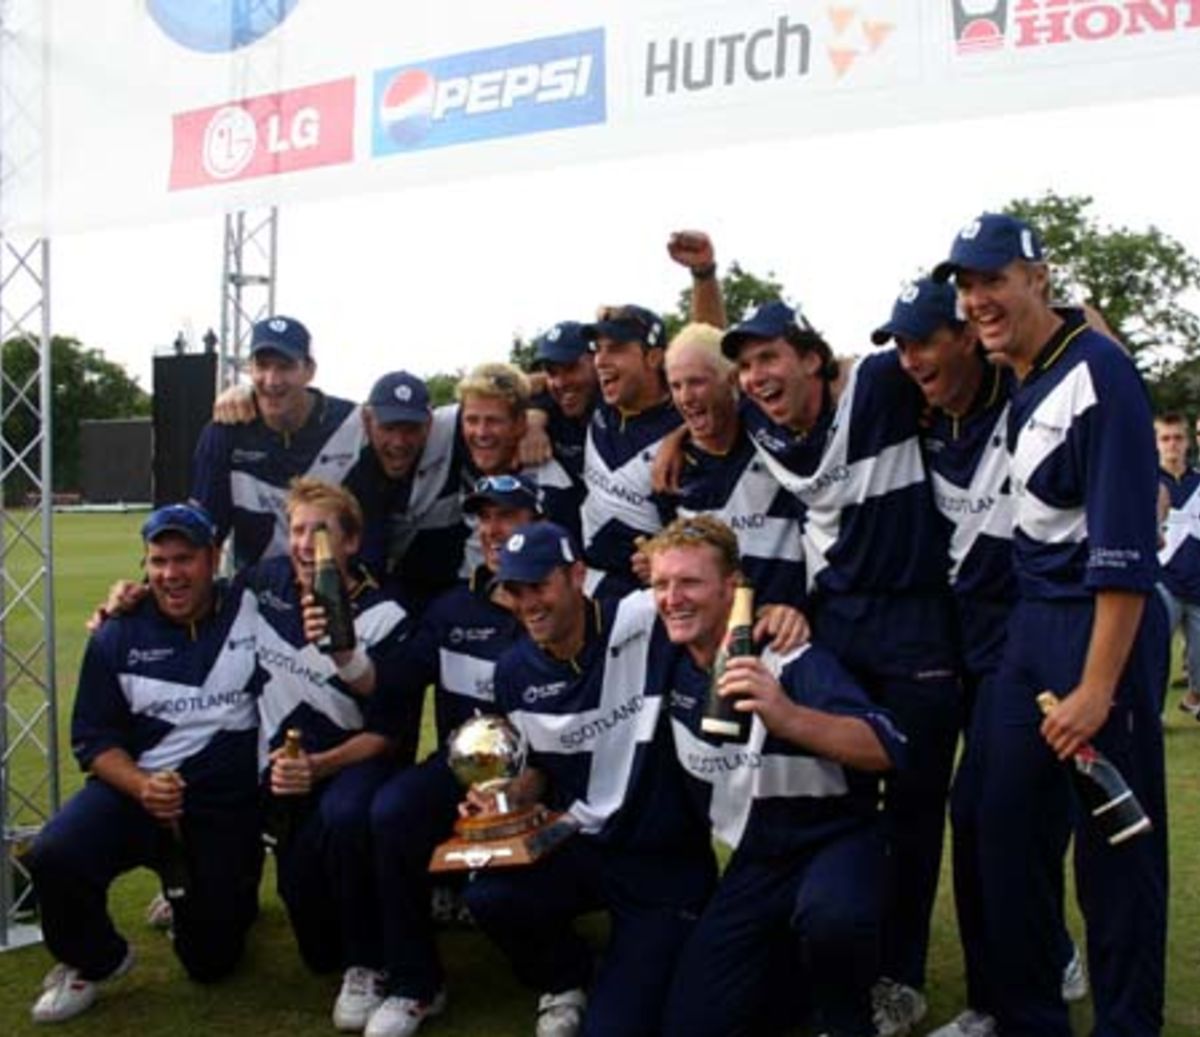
left=2, top=512, right=1198, bottom=1034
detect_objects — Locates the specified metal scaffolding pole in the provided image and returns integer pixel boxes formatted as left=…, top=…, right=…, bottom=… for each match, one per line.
left=219, top=207, right=278, bottom=389
left=0, top=0, right=54, bottom=951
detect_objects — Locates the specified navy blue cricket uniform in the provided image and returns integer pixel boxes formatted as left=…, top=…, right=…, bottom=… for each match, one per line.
left=251, top=555, right=414, bottom=975
left=344, top=404, right=466, bottom=604
left=745, top=350, right=960, bottom=989
left=532, top=388, right=591, bottom=482
left=662, top=642, right=904, bottom=1037
left=979, top=312, right=1169, bottom=1037
left=581, top=398, right=683, bottom=581
left=1157, top=465, right=1200, bottom=699
left=190, top=390, right=362, bottom=570
left=29, top=580, right=264, bottom=983
left=370, top=567, right=523, bottom=1001
left=463, top=591, right=716, bottom=1037
left=1159, top=465, right=1200, bottom=602
left=654, top=423, right=806, bottom=609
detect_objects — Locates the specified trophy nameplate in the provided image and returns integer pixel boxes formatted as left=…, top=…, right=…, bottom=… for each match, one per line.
left=430, top=714, right=578, bottom=873
left=430, top=804, right=577, bottom=872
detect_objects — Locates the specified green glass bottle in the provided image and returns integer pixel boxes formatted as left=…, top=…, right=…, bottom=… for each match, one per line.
left=312, top=523, right=356, bottom=653
left=701, top=582, right=756, bottom=744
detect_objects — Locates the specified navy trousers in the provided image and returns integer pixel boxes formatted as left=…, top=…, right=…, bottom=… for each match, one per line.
left=370, top=751, right=461, bottom=999
left=662, top=825, right=885, bottom=1037
left=274, top=755, right=394, bottom=973
left=979, top=596, right=1169, bottom=1037
left=814, top=592, right=963, bottom=990
left=463, top=835, right=716, bottom=1037
left=29, top=779, right=261, bottom=982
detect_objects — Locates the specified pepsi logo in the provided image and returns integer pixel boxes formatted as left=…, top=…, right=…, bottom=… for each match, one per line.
left=379, top=69, right=437, bottom=145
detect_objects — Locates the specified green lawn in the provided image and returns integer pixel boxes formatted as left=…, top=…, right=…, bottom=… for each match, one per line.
left=1, top=512, right=1198, bottom=1034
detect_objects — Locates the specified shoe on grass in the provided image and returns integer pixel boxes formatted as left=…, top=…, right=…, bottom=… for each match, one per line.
left=31, top=946, right=135, bottom=1024
left=145, top=891, right=174, bottom=931
left=536, top=988, right=587, bottom=1037
left=1061, top=944, right=1088, bottom=1003
left=926, top=1009, right=998, bottom=1037
left=871, top=977, right=927, bottom=1037
left=364, top=990, right=447, bottom=1037
left=333, top=966, right=387, bottom=1031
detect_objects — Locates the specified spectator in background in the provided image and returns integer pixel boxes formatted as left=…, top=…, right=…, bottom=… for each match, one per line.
left=1155, top=411, right=1200, bottom=715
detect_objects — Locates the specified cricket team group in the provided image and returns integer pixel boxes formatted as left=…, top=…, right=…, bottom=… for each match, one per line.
left=23, top=216, right=1176, bottom=1037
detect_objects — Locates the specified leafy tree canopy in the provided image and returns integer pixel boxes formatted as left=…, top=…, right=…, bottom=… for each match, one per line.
left=2, top=334, right=150, bottom=494
left=1003, top=192, right=1200, bottom=380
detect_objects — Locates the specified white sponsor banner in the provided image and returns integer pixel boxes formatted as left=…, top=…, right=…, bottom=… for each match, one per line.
left=5, top=0, right=1200, bottom=234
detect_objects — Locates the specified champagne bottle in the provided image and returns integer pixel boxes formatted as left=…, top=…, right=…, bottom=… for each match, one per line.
left=312, top=523, right=356, bottom=653
left=701, top=582, right=757, bottom=744
left=157, top=770, right=190, bottom=904
left=264, top=728, right=305, bottom=850
left=1036, top=692, right=1152, bottom=846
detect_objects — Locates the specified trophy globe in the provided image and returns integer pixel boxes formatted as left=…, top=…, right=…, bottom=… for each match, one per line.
left=447, top=714, right=527, bottom=809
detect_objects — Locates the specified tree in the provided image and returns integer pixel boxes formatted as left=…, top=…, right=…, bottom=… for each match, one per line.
left=1003, top=193, right=1200, bottom=388
left=2, top=334, right=150, bottom=496
left=509, top=333, right=538, bottom=373
left=665, top=261, right=785, bottom=340
left=424, top=370, right=462, bottom=408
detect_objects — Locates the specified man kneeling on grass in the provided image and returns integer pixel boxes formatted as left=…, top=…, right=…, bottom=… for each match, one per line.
left=645, top=515, right=905, bottom=1037
left=27, top=504, right=264, bottom=1023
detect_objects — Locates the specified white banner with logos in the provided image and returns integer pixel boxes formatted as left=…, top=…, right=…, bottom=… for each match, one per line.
left=4, top=0, right=1200, bottom=234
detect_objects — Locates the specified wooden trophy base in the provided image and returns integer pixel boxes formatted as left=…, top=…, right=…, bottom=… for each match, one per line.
left=430, top=805, right=577, bottom=872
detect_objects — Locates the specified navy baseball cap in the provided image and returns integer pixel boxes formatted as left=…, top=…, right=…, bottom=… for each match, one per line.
left=583, top=305, right=665, bottom=350
left=534, top=322, right=590, bottom=367
left=142, top=503, right=218, bottom=547
left=250, top=316, right=311, bottom=361
left=932, top=213, right=1045, bottom=282
left=367, top=371, right=432, bottom=424
left=720, top=301, right=815, bottom=359
left=463, top=473, right=545, bottom=517
left=871, top=279, right=964, bottom=346
left=496, top=521, right=579, bottom=584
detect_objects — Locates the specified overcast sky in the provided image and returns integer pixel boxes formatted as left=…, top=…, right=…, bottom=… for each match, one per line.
left=46, top=93, right=1200, bottom=402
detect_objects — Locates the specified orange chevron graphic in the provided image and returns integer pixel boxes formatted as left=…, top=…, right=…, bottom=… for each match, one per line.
left=828, top=47, right=859, bottom=78
left=829, top=5, right=856, bottom=36
left=864, top=20, right=894, bottom=51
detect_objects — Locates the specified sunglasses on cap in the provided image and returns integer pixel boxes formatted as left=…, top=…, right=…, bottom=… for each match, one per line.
left=474, top=474, right=526, bottom=494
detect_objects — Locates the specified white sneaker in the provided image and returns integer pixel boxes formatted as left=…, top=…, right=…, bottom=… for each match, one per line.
left=31, top=947, right=135, bottom=1024
left=333, top=966, right=387, bottom=1031
left=871, top=978, right=927, bottom=1037
left=145, top=892, right=174, bottom=931
left=1061, top=945, right=1088, bottom=1003
left=926, top=1009, right=998, bottom=1037
left=364, top=990, right=447, bottom=1037
left=536, top=988, right=587, bottom=1037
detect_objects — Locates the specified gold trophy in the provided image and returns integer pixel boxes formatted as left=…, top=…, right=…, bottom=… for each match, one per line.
left=429, top=715, right=577, bottom=872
